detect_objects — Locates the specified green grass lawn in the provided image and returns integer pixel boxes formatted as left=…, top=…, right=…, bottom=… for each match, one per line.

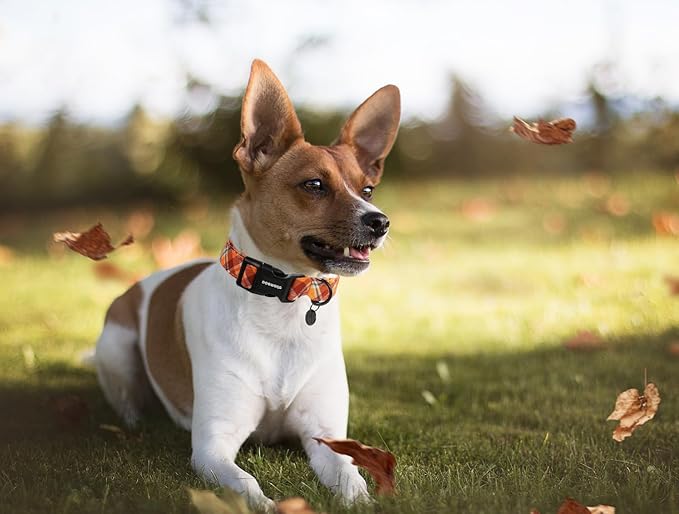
left=1, top=172, right=678, bottom=514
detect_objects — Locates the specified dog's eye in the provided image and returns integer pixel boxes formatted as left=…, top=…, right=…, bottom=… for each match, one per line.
left=361, top=186, right=374, bottom=200
left=302, top=179, right=324, bottom=194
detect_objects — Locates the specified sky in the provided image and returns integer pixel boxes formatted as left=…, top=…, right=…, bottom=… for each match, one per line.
left=1, top=0, right=678, bottom=124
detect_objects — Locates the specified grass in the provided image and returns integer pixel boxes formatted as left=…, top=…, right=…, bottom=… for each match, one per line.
left=1, top=171, right=678, bottom=514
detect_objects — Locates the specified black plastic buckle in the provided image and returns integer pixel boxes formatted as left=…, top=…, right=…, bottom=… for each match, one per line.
left=236, top=256, right=302, bottom=303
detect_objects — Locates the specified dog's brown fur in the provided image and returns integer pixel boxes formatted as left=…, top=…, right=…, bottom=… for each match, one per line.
left=233, top=60, right=400, bottom=270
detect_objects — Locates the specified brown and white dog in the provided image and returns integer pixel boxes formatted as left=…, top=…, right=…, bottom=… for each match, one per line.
left=94, top=59, right=400, bottom=509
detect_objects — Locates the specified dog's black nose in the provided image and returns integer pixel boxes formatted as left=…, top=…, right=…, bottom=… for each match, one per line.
left=361, top=212, right=390, bottom=237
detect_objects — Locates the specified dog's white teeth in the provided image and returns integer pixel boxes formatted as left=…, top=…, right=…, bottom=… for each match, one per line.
left=343, top=247, right=350, bottom=257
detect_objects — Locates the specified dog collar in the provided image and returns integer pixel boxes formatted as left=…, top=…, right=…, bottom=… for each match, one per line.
left=219, top=240, right=339, bottom=325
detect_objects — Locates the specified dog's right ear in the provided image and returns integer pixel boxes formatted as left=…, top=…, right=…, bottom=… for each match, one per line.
left=233, top=59, right=303, bottom=174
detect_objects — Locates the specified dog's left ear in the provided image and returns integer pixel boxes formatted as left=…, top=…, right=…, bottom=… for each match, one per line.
left=338, top=85, right=401, bottom=182
left=234, top=59, right=304, bottom=174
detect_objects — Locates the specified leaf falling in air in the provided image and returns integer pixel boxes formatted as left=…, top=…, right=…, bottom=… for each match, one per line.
left=511, top=117, right=576, bottom=145
left=563, top=330, right=605, bottom=351
left=313, top=437, right=397, bottom=494
left=53, top=222, right=134, bottom=260
left=607, top=382, right=660, bottom=442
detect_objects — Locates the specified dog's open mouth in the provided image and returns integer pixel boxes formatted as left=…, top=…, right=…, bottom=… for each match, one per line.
left=300, top=236, right=375, bottom=271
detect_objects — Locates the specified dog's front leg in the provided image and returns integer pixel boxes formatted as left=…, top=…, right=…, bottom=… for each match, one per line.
left=191, top=376, right=273, bottom=511
left=287, top=358, right=370, bottom=504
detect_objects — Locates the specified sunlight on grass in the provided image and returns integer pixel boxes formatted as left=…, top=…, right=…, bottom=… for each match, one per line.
left=1, top=172, right=678, bottom=514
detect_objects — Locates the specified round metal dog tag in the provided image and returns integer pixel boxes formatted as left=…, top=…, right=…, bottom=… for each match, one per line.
left=305, top=309, right=317, bottom=326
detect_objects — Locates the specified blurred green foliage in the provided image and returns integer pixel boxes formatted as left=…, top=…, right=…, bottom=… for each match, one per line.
left=1, top=77, right=678, bottom=211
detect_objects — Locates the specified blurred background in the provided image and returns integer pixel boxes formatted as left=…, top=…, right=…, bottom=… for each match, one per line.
left=2, top=3, right=679, bottom=512
left=1, top=0, right=678, bottom=211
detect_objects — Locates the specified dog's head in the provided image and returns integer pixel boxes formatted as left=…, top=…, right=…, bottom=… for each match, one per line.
left=233, top=60, right=400, bottom=277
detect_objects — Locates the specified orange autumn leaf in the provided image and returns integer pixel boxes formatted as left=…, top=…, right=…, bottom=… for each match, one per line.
left=276, top=498, right=321, bottom=514
left=607, top=382, right=660, bottom=442
left=564, top=330, right=605, bottom=351
left=664, top=276, right=679, bottom=295
left=511, top=117, right=576, bottom=145
left=652, top=212, right=679, bottom=236
left=556, top=498, right=591, bottom=514
left=54, top=223, right=134, bottom=261
left=668, top=341, right=679, bottom=357
left=313, top=437, right=396, bottom=494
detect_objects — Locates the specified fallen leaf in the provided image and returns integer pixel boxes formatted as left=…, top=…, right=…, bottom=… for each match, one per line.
left=0, top=244, right=15, bottom=266
left=313, top=437, right=396, bottom=494
left=460, top=198, right=496, bottom=222
left=652, top=212, right=679, bottom=236
left=604, top=193, right=630, bottom=217
left=151, top=229, right=204, bottom=269
left=664, top=276, right=679, bottom=295
left=93, top=261, right=139, bottom=284
left=511, top=117, right=576, bottom=145
left=667, top=341, right=679, bottom=357
left=607, top=382, right=661, bottom=442
left=587, top=505, right=615, bottom=514
left=54, top=223, right=134, bottom=260
left=48, top=394, right=89, bottom=429
left=188, top=488, right=251, bottom=514
left=556, top=498, right=591, bottom=514
left=564, top=330, right=605, bottom=351
left=276, top=498, right=320, bottom=514
left=543, top=213, right=567, bottom=235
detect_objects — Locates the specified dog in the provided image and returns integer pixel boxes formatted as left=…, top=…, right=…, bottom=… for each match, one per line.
left=94, top=59, right=400, bottom=509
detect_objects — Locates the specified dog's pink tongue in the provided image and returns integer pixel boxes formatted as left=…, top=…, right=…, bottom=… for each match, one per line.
left=349, top=246, right=370, bottom=260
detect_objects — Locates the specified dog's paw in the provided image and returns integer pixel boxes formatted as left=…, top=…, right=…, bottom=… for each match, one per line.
left=250, top=495, right=276, bottom=513
left=338, top=476, right=371, bottom=506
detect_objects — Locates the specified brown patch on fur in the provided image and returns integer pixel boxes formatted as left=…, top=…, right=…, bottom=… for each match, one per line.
left=232, top=60, right=400, bottom=272
left=105, top=283, right=142, bottom=329
left=145, top=262, right=211, bottom=416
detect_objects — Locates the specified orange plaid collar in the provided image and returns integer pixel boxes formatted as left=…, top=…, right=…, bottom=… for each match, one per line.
left=219, top=239, right=339, bottom=307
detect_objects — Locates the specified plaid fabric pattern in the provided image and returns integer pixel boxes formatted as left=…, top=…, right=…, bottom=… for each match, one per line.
left=219, top=240, right=339, bottom=304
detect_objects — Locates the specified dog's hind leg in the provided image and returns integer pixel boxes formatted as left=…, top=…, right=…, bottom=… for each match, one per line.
left=95, top=285, right=152, bottom=428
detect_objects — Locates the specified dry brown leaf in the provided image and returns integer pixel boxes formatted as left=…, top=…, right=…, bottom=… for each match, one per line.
left=460, top=198, right=496, bottom=222
left=543, top=213, right=567, bottom=235
left=53, top=223, right=134, bottom=260
left=556, top=498, right=591, bottom=514
left=652, top=212, right=679, bottom=236
left=587, top=505, right=615, bottom=514
left=276, top=498, right=321, bottom=514
left=604, top=193, right=630, bottom=217
left=607, top=382, right=660, bottom=442
left=48, top=394, right=90, bottom=429
left=313, top=437, right=396, bottom=494
left=564, top=330, right=605, bottom=351
left=511, top=117, right=576, bottom=145
left=151, top=229, right=204, bottom=269
left=93, top=261, right=140, bottom=284
left=0, top=244, right=15, bottom=266
left=667, top=341, right=679, bottom=357
left=664, top=276, right=679, bottom=295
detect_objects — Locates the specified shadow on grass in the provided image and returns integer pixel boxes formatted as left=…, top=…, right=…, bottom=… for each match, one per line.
left=0, top=329, right=677, bottom=513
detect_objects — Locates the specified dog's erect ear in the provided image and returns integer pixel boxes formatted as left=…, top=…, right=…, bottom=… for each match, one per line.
left=338, top=85, right=401, bottom=181
left=233, top=59, right=303, bottom=174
